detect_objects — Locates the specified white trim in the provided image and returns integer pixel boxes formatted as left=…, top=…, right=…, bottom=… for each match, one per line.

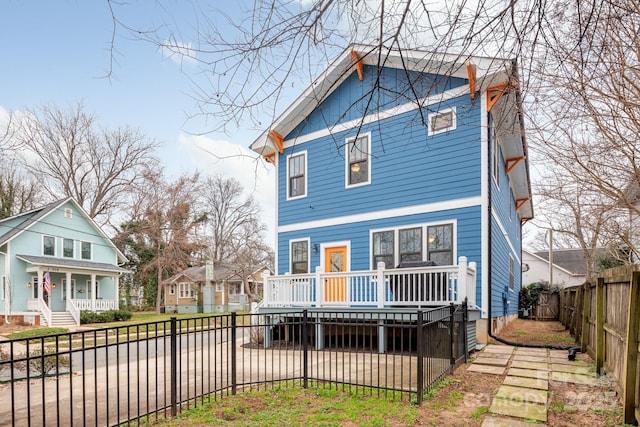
left=428, top=107, right=457, bottom=136
left=320, top=241, right=352, bottom=272
left=81, top=241, right=93, bottom=261
left=62, top=238, right=74, bottom=259
left=274, top=155, right=280, bottom=274
left=491, top=207, right=521, bottom=264
left=64, top=208, right=72, bottom=219
left=61, top=278, right=76, bottom=300
left=480, top=91, right=489, bottom=318
left=281, top=86, right=468, bottom=149
left=286, top=150, right=308, bottom=200
left=345, top=132, right=372, bottom=188
left=288, top=237, right=310, bottom=274
left=508, top=254, right=515, bottom=291
left=279, top=196, right=480, bottom=233
left=369, top=220, right=458, bottom=269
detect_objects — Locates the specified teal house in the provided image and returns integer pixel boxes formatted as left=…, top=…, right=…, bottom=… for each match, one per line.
left=0, top=198, right=128, bottom=326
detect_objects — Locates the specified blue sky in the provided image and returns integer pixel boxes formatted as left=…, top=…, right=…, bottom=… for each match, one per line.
left=0, top=1, right=276, bottom=243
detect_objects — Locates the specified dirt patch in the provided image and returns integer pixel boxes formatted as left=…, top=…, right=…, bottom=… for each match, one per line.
left=496, top=318, right=577, bottom=346
left=0, top=323, right=37, bottom=337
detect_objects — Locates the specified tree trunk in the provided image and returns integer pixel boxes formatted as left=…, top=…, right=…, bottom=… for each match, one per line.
left=155, top=266, right=162, bottom=315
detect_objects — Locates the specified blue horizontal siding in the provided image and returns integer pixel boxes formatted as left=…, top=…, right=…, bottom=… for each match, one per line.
left=490, top=217, right=521, bottom=317
left=278, top=205, right=482, bottom=298
left=287, top=65, right=468, bottom=139
left=278, top=95, right=482, bottom=227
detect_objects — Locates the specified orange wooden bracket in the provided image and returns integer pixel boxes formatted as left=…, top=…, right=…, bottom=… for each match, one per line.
left=487, top=84, right=508, bottom=112
left=521, top=217, right=532, bottom=225
left=351, top=49, right=364, bottom=81
left=269, top=130, right=284, bottom=154
left=516, top=197, right=531, bottom=212
left=263, top=152, right=276, bottom=165
left=466, top=62, right=476, bottom=100
left=505, top=156, right=526, bottom=174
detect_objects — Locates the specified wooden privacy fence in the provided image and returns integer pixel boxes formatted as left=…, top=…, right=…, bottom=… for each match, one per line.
left=559, top=265, right=640, bottom=425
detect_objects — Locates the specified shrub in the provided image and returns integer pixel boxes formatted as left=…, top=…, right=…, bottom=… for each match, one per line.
left=80, top=309, right=133, bottom=324
left=14, top=348, right=71, bottom=376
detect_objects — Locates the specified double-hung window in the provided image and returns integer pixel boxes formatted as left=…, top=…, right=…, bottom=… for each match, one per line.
left=427, top=224, right=453, bottom=265
left=287, top=152, right=306, bottom=199
left=43, top=236, right=55, bottom=256
left=508, top=256, right=515, bottom=291
left=63, top=238, right=74, bottom=258
left=81, top=241, right=92, bottom=260
left=291, top=240, right=309, bottom=274
left=399, top=228, right=422, bottom=262
left=179, top=282, right=193, bottom=298
left=346, top=134, right=371, bottom=187
left=372, top=231, right=394, bottom=268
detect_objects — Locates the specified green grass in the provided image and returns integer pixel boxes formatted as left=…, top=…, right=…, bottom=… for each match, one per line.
left=6, top=328, right=69, bottom=340
left=160, top=385, right=420, bottom=426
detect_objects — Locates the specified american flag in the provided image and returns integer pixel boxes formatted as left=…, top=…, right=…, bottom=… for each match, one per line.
left=43, top=271, right=51, bottom=295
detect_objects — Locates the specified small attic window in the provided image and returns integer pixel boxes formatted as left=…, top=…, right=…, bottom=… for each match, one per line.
left=64, top=208, right=72, bottom=219
left=428, top=107, right=456, bottom=136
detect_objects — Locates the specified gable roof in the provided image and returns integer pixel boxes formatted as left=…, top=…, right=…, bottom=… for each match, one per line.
left=163, top=263, right=268, bottom=285
left=530, top=248, right=607, bottom=275
left=249, top=44, right=532, bottom=220
left=0, top=197, right=128, bottom=264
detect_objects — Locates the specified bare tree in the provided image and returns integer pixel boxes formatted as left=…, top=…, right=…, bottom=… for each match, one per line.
left=14, top=102, right=159, bottom=224
left=116, top=169, right=203, bottom=313
left=0, top=161, right=41, bottom=219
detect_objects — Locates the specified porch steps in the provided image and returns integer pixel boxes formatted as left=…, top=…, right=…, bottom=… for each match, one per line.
left=43, top=312, right=77, bottom=327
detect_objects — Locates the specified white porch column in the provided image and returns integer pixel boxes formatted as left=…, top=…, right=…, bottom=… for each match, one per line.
left=91, top=274, right=96, bottom=311
left=66, top=272, right=72, bottom=302
left=115, top=275, right=120, bottom=309
left=37, top=269, right=43, bottom=301
left=315, top=266, right=324, bottom=307
left=457, top=256, right=468, bottom=303
left=376, top=262, right=385, bottom=308
left=262, top=270, right=271, bottom=306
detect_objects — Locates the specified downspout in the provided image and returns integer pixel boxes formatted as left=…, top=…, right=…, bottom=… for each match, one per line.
left=0, top=248, right=9, bottom=324
left=485, top=66, right=575, bottom=351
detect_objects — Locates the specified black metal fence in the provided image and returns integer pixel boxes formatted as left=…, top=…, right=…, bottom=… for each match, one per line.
left=0, top=303, right=467, bottom=426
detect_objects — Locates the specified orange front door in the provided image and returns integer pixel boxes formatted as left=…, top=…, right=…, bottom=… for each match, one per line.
left=325, top=246, right=347, bottom=302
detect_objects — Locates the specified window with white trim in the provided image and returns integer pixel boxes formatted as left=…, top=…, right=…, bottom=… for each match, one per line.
left=86, top=280, right=100, bottom=299
left=43, top=235, right=55, bottom=256
left=81, top=241, right=92, bottom=260
left=427, top=224, right=453, bottom=265
left=287, top=152, right=307, bottom=199
left=372, top=231, right=394, bottom=268
left=169, top=284, right=176, bottom=295
left=64, top=208, right=72, bottom=218
left=179, top=282, right=193, bottom=298
left=399, top=227, right=422, bottom=262
left=62, top=279, right=76, bottom=300
left=508, top=255, right=515, bottom=290
left=291, top=240, right=309, bottom=274
left=428, top=107, right=456, bottom=135
left=346, top=134, right=370, bottom=187
left=63, top=238, right=74, bottom=258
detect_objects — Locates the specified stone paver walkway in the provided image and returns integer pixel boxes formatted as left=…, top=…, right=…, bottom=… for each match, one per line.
left=467, top=344, right=599, bottom=426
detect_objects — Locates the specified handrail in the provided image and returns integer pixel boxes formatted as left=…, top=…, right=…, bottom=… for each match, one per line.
left=66, top=299, right=80, bottom=325
left=38, top=297, right=52, bottom=326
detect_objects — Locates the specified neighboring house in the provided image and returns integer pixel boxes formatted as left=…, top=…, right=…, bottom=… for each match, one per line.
left=523, top=248, right=604, bottom=288
left=0, top=198, right=129, bottom=326
left=250, top=45, right=533, bottom=342
left=163, top=263, right=268, bottom=314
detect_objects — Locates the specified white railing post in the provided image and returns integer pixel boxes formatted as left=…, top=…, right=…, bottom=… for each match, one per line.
left=457, top=256, right=468, bottom=303
left=377, top=262, right=385, bottom=308
left=262, top=270, right=271, bottom=307
left=468, top=261, right=477, bottom=308
left=315, top=266, right=324, bottom=307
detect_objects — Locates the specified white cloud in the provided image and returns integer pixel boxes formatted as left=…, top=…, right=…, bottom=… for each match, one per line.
left=177, top=134, right=277, bottom=247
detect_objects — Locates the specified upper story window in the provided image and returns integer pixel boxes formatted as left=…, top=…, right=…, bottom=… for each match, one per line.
left=291, top=240, right=309, bottom=274
left=179, top=282, right=193, bottom=298
left=399, top=227, right=422, bottom=262
left=372, top=231, right=394, bottom=268
left=81, top=241, right=92, bottom=260
left=63, top=238, right=74, bottom=258
left=287, top=152, right=307, bottom=199
left=346, top=134, right=371, bottom=187
left=428, top=107, right=456, bottom=136
left=43, top=235, right=55, bottom=256
left=427, top=224, right=453, bottom=265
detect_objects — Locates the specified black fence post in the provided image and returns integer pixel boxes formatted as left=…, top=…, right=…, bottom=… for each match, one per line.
left=231, top=312, right=237, bottom=395
left=302, top=309, right=309, bottom=389
left=416, top=310, right=424, bottom=405
left=170, top=317, right=177, bottom=417
left=462, top=299, right=468, bottom=363
left=449, top=303, right=455, bottom=371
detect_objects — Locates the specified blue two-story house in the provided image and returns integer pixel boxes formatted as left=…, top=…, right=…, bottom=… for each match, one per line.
left=250, top=45, right=533, bottom=344
left=0, top=197, right=128, bottom=326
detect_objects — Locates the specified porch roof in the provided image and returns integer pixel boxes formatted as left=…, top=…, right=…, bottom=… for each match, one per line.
left=16, top=254, right=130, bottom=274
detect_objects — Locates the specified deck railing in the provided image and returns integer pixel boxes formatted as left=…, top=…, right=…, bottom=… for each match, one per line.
left=263, top=256, right=476, bottom=309
left=71, top=298, right=118, bottom=311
